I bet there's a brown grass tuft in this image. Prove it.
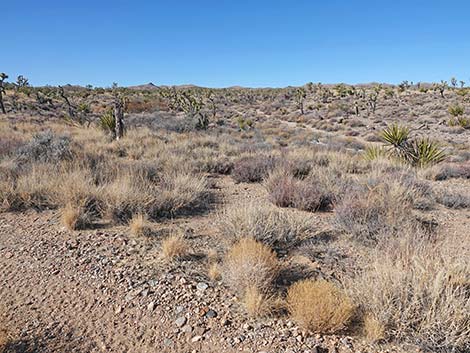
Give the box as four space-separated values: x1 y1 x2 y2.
241 285 278 318
223 238 279 296
287 279 354 334
363 314 386 342
129 213 151 237
161 234 188 261
208 262 222 281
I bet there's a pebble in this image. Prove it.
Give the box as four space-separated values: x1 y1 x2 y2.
147 301 155 312
191 335 203 343
196 282 208 291
163 338 174 347
205 309 217 318
175 316 187 327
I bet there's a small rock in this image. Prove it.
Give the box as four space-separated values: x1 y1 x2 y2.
147 301 156 312
182 325 192 333
205 309 217 318
191 335 203 343
175 316 187 327
163 338 173 347
196 282 208 291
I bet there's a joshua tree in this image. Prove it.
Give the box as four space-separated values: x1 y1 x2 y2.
460 80 465 88
295 88 306 114
16 75 29 90
58 85 76 118
0 73 8 114
434 80 448 98
114 98 124 140
450 77 458 88
367 85 382 114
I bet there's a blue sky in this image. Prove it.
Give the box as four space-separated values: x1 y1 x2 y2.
3 0 470 87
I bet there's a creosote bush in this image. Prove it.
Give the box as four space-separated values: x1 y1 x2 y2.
287 279 354 334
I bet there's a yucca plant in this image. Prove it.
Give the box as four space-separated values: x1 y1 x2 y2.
380 124 410 147
364 145 387 161
411 138 446 168
448 116 470 129
99 108 115 133
448 104 464 117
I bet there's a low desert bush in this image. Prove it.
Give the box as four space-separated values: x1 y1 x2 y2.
218 202 313 249
104 169 207 223
161 234 188 261
348 236 470 352
287 279 354 334
333 181 417 243
61 203 95 231
435 189 470 209
231 155 278 183
242 285 279 318
432 163 470 180
265 171 334 212
16 131 72 164
223 238 279 296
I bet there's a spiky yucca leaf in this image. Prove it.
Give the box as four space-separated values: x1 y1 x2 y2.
364 145 387 161
380 124 410 147
411 138 446 168
99 109 115 132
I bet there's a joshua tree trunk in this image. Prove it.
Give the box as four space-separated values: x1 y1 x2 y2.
0 73 7 114
0 94 5 114
114 98 124 140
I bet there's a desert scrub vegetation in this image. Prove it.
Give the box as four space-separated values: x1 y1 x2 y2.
161 233 189 261
265 170 335 212
223 238 279 298
287 279 354 334
231 154 278 183
379 124 446 167
217 202 313 250
348 234 470 353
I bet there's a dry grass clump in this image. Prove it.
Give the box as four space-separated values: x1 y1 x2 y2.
286 279 354 334
242 285 279 318
208 262 222 281
333 181 419 244
231 155 278 183
104 169 208 223
161 234 189 261
348 236 470 352
265 170 334 212
129 213 152 237
61 203 94 231
363 314 386 342
218 202 313 249
223 238 279 296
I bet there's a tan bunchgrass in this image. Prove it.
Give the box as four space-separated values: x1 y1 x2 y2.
363 314 386 342
208 262 222 281
161 234 188 261
287 279 354 334
223 237 279 296
129 213 151 237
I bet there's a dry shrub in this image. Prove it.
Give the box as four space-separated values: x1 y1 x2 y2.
287 279 354 334
218 202 313 249
61 203 92 231
208 262 221 281
161 234 188 261
231 155 278 183
363 314 386 342
129 213 152 237
223 238 279 296
333 180 420 244
242 285 279 318
348 236 470 352
265 171 334 212
105 169 207 223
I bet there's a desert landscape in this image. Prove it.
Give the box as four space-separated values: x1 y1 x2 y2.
0 77 469 353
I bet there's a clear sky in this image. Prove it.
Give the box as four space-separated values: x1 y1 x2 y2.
3 0 470 87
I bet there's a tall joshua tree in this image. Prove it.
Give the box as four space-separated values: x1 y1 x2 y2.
114 97 125 140
0 73 8 114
